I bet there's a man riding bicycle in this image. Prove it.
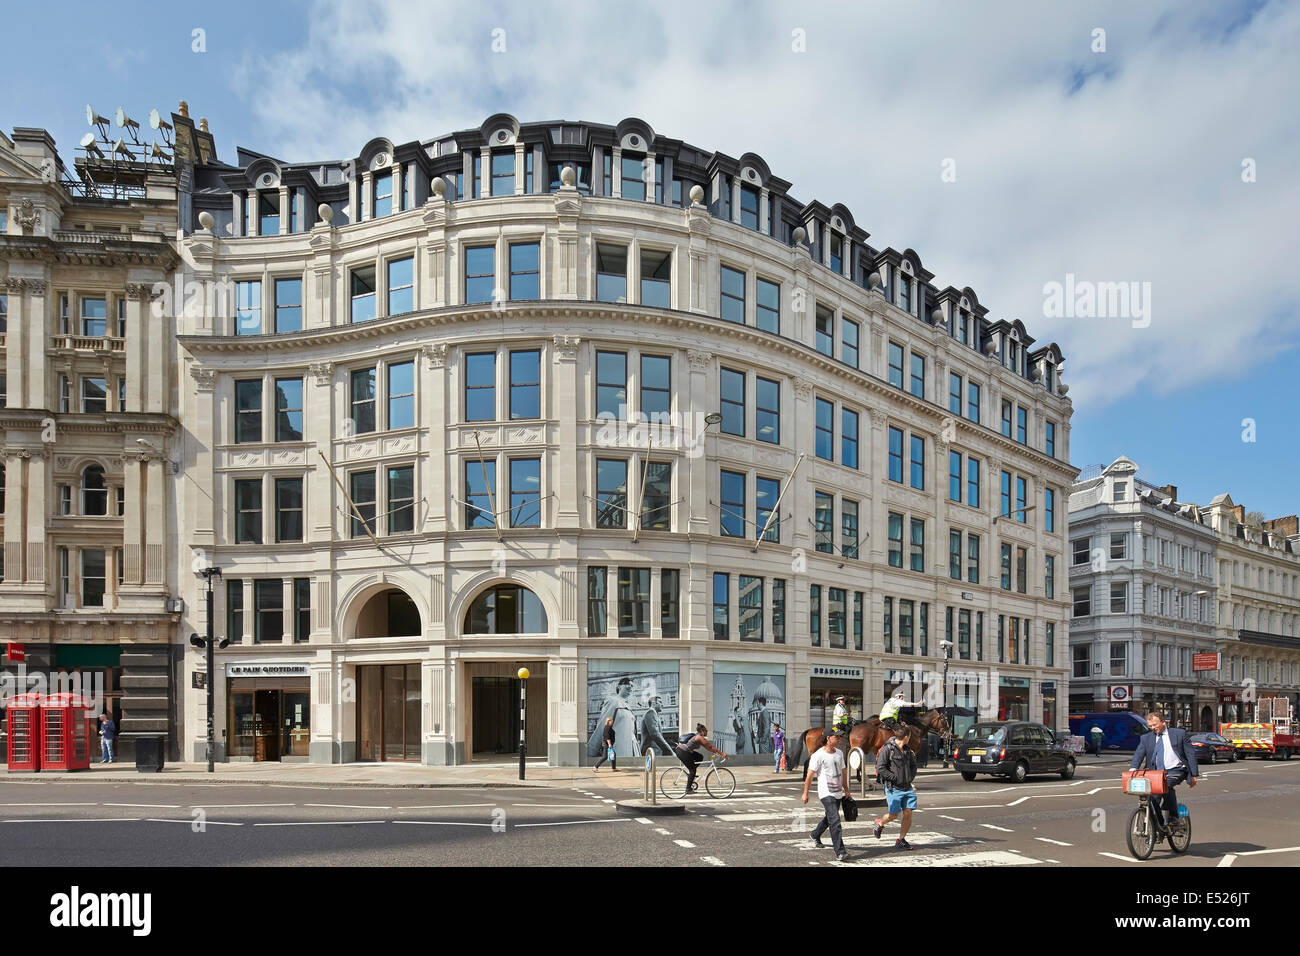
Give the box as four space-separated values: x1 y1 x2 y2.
674 723 726 793
879 692 925 737
1128 710 1198 840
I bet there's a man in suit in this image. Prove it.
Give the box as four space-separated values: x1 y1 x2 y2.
639 696 674 756
1129 710 1198 836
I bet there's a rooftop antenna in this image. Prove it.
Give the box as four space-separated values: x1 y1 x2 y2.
148 108 174 148
86 105 111 139
115 107 142 145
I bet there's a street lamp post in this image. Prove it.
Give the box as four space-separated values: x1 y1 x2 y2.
939 640 953 767
517 667 530 781
190 567 227 773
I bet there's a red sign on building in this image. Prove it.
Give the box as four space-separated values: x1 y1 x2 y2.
5 643 24 662
1193 653 1221 672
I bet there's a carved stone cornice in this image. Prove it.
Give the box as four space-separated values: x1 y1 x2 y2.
308 361 335 385
552 335 581 361
421 344 449 370
686 349 712 370
190 365 217 391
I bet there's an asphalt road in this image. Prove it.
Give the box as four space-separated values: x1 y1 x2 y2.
2 757 1297 867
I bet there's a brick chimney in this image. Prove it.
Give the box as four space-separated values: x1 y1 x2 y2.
1263 516 1300 537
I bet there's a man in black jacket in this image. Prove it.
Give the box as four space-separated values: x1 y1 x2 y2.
872 730 919 850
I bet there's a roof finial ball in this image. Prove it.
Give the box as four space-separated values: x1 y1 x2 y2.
931 308 945 327
317 203 334 225
431 177 447 199
792 225 806 245
689 184 704 206
196 210 214 232
561 165 576 187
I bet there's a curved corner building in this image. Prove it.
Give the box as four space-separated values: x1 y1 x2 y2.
169 114 1077 765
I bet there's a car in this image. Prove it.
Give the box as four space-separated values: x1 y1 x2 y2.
952 721 1076 783
1189 732 1237 764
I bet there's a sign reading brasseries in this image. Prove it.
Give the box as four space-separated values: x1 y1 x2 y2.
810 665 864 680
225 663 311 678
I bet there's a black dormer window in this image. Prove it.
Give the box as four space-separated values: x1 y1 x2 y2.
829 234 842 274
740 184 759 230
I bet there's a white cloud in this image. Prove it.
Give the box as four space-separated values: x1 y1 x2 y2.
232 0 1300 410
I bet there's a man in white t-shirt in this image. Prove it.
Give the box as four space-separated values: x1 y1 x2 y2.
801 728 850 862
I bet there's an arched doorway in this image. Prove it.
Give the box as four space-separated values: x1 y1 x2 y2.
463 584 549 760
352 586 422 762
1201 705 1215 732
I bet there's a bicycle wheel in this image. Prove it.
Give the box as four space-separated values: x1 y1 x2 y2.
660 767 689 800
1126 804 1157 860
1169 815 1192 854
705 765 736 799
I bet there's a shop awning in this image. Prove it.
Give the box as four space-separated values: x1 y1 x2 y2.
54 646 122 668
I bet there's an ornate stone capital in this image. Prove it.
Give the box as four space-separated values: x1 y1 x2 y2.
421 344 449 370
308 361 335 385
793 378 815 401
125 282 163 301
686 349 712 371
552 335 581 361
16 198 40 233
6 277 47 295
190 365 217 391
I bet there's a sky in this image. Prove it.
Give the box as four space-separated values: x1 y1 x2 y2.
4 0 1298 514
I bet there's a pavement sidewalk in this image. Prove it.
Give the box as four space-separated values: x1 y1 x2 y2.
0 752 1133 790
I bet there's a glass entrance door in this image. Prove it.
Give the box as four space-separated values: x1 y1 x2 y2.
283 692 310 757
253 689 281 761
356 664 420 762
472 677 519 755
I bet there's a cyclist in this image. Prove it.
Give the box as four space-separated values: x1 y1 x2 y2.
1128 710 1198 839
674 723 726 793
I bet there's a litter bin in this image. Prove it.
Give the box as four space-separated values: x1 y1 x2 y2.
40 693 94 772
133 735 166 773
5 694 43 772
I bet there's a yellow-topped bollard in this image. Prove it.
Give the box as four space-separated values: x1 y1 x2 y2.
517 667 530 680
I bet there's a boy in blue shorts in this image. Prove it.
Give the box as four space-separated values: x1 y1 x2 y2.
872 729 918 850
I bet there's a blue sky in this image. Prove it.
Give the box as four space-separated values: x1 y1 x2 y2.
4 0 1297 515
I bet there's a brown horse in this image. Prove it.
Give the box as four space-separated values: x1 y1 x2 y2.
788 710 951 780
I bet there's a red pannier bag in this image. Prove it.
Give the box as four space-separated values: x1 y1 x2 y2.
1122 769 1167 795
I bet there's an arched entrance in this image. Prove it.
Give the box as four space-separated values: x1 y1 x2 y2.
1201 705 1215 732
352 586 423 762
462 584 549 760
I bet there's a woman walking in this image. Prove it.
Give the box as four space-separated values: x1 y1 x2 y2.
593 716 619 772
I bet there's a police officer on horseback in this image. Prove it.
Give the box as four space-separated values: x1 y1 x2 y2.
831 696 851 736
879 692 925 736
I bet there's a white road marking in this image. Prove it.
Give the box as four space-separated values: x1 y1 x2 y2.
700 856 726 866
146 818 243 826
980 824 1013 832
1034 837 1073 846
392 821 493 827
674 839 696 848
655 828 673 835
254 821 386 827
635 817 653 824
1045 858 1060 864
715 812 802 823
1007 797 1029 806
511 803 606 809
2 818 142 823
938 815 965 822
1238 846 1300 857
601 799 615 804
188 803 295 809
514 819 633 829
397 804 496 810
0 802 98 807
103 803 182 809
303 803 391 810
1098 852 1136 862
1218 855 1237 867
842 850 1038 867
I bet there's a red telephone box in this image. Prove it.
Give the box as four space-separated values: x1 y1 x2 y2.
5 694 44 772
40 693 94 772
